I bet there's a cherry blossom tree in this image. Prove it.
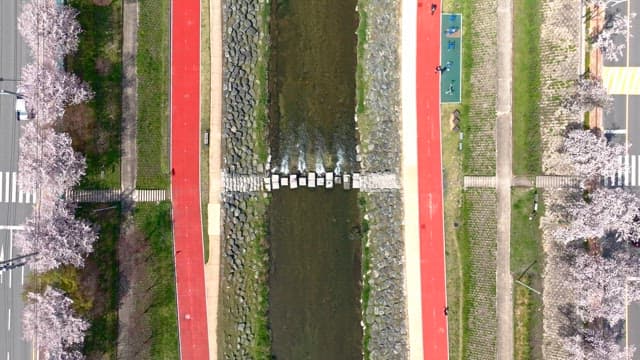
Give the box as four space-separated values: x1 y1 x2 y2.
22 287 89 358
553 188 640 245
560 126 627 184
557 304 631 360
17 0 81 61
561 75 613 113
18 63 93 124
589 10 636 62
560 240 640 323
15 200 97 272
18 122 86 202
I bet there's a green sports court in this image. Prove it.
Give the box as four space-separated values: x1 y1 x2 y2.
440 13 462 103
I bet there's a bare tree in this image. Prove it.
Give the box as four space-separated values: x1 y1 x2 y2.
553 188 640 245
22 287 89 358
589 10 636 62
560 126 627 184
15 200 97 272
18 63 93 124
561 75 613 113
17 0 81 61
18 122 86 202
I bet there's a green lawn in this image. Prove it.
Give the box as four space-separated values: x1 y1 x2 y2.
134 202 179 358
512 0 542 175
511 188 544 360
137 0 171 189
66 0 122 189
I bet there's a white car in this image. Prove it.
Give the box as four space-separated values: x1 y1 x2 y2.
15 97 30 121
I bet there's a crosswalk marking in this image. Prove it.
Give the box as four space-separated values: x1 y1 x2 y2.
0 172 36 204
632 156 637 187
4 172 8 203
11 173 16 203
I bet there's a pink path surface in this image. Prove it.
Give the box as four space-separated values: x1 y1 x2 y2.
416 1 449 358
171 0 210 358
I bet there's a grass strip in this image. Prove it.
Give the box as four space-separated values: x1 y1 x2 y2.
137 0 170 189
512 0 542 175
66 0 122 189
511 189 544 359
358 194 372 359
254 2 271 163
134 202 179 358
201 0 211 262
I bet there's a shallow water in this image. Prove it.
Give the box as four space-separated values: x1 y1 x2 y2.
267 0 362 358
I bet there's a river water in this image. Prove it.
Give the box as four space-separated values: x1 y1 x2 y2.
267 0 362 358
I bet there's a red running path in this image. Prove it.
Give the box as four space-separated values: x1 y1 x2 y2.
171 0 210 358
416 1 449 359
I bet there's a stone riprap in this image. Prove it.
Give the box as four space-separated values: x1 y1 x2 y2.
357 0 401 174
356 0 408 357
222 0 265 175
219 192 269 358
464 0 498 175
220 0 271 357
361 190 408 359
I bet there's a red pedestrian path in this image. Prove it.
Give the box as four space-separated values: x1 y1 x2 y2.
171 0 210 358
416 1 449 359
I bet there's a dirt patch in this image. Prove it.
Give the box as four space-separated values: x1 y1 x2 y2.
117 221 153 359
95 57 112 76
93 0 113 6
60 103 97 153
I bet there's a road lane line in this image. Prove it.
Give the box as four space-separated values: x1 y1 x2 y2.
7 309 10 331
0 172 3 202
21 267 24 286
11 173 16 203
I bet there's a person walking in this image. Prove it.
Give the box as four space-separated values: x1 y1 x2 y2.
431 3 437 15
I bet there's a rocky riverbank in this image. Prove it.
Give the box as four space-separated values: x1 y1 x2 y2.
222 0 267 175
356 0 408 358
219 0 271 358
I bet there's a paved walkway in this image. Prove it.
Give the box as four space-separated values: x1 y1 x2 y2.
463 175 582 189
117 1 141 357
171 0 210 357
204 0 223 356
401 0 423 357
495 0 514 357
65 189 168 203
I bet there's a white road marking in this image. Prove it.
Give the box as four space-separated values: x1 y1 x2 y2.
625 155 630 187
632 155 637 187
21 267 24 286
0 172 3 202
10 173 16 203
4 172 8 203
7 308 10 331
0 226 24 231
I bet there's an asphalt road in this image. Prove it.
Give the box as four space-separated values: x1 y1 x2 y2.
0 0 34 358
